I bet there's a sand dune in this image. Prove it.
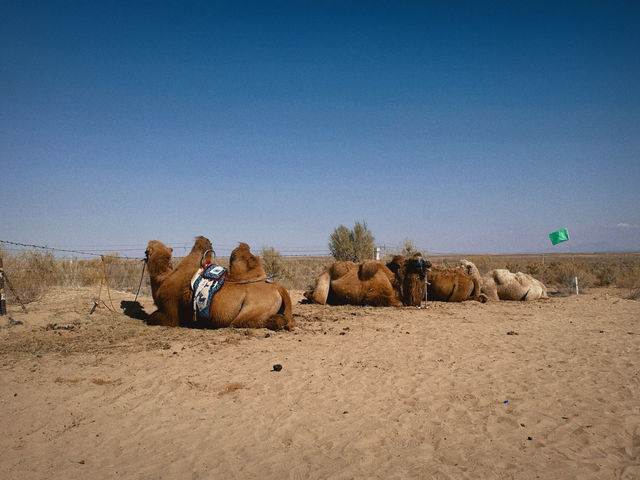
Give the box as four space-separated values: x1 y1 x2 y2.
1 287 639 479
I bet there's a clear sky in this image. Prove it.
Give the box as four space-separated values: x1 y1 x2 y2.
2 1 639 257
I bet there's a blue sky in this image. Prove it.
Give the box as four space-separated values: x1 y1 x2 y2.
1 1 639 257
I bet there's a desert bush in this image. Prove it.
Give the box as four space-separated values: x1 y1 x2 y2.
0 249 151 304
1 250 63 303
260 247 332 290
525 262 546 278
505 262 523 273
595 264 617 286
381 238 422 264
616 265 640 291
542 262 596 292
328 221 375 262
261 247 286 278
397 238 419 256
282 257 332 291
465 254 494 274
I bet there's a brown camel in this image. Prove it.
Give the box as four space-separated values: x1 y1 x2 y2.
145 237 294 330
386 253 432 306
304 253 431 307
144 240 173 305
426 265 487 302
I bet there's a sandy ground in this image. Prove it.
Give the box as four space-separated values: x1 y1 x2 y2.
1 286 639 480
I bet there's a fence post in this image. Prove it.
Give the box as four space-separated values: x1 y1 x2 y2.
0 257 6 315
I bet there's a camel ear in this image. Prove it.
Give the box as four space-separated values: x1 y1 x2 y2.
170 248 173 253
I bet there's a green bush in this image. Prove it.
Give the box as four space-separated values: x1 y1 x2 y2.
328 221 375 262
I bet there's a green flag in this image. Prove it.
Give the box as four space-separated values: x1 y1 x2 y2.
549 228 569 245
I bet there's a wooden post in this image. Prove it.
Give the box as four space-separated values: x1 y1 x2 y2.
424 278 428 305
0 257 6 315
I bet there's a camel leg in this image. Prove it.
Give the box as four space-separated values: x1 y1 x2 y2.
147 310 170 326
228 304 287 330
305 271 330 304
147 304 180 327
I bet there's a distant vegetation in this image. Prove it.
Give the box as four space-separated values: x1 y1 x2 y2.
328 221 375 262
1 246 638 304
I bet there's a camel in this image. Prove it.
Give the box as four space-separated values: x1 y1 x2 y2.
459 259 548 301
144 240 174 305
458 259 499 301
145 237 294 330
426 265 488 302
304 253 432 307
386 253 432 306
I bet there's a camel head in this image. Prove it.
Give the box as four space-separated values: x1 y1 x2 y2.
145 240 174 289
403 253 432 280
387 253 431 280
459 259 480 279
145 240 173 263
386 252 432 306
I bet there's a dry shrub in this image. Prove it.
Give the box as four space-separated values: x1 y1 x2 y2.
505 262 523 273
397 238 419 256
261 247 286 278
595 264 618 286
284 257 332 290
259 247 332 290
525 262 545 277
616 265 640 296
539 262 595 292
0 248 151 304
465 254 494 274
380 239 422 264
1 250 63 303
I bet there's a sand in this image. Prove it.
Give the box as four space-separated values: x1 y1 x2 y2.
1 286 639 479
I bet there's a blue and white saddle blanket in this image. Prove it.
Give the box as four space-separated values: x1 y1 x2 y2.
190 264 228 320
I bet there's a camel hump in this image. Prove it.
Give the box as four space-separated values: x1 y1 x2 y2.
329 261 356 279
228 242 266 281
192 236 213 253
492 269 512 285
358 260 380 281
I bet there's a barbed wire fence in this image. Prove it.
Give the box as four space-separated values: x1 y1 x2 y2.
0 238 471 315
0 239 339 314
0 240 155 314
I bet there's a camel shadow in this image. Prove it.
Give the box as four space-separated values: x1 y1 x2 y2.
120 300 149 321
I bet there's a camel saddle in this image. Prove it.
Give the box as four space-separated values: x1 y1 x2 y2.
190 264 227 321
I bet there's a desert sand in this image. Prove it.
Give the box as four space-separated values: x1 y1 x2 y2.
1 286 639 479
